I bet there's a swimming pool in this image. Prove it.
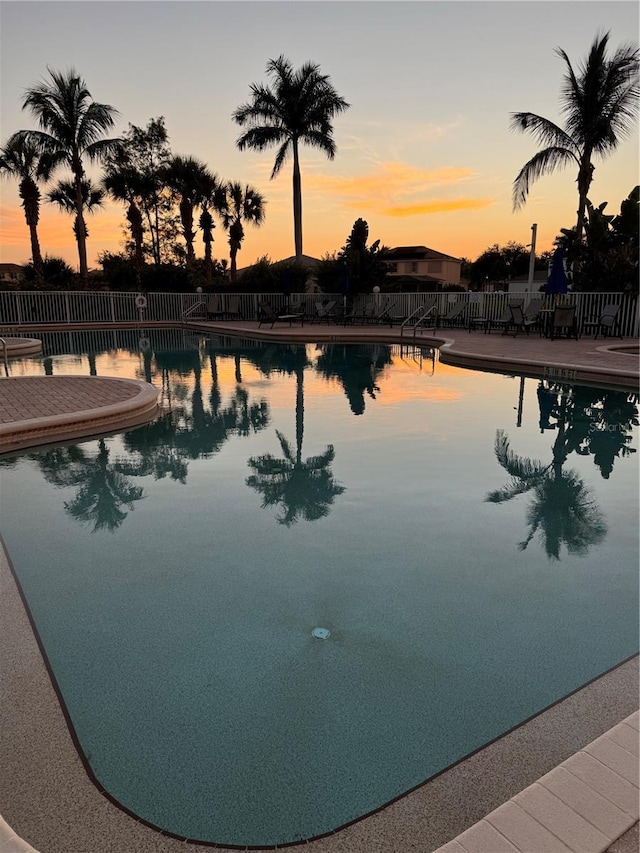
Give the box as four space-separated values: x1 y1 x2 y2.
1 329 638 846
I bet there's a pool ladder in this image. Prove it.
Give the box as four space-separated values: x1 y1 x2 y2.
400 305 438 340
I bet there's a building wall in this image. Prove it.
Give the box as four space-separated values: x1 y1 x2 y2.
385 258 461 285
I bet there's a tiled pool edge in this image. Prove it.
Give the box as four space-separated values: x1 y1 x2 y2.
434 712 639 853
0 527 637 853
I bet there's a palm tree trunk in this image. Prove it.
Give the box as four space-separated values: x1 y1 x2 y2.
575 155 594 240
180 198 196 265
229 245 238 281
20 178 44 284
292 140 303 260
73 168 89 282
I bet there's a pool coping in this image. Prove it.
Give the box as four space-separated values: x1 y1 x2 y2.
0 323 638 851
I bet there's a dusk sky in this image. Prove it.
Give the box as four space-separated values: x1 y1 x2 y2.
1 1 638 272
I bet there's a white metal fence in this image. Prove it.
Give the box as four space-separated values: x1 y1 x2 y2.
0 290 637 337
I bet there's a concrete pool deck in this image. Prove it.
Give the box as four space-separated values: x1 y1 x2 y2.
0 323 638 852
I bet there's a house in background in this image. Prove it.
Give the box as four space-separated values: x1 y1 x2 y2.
0 263 24 286
380 246 463 290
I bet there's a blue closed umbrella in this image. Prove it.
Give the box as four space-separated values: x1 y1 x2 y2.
545 247 569 295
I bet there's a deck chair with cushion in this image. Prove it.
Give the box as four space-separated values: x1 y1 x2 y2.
581 304 622 339
549 304 578 340
503 303 539 337
258 301 304 328
206 294 225 319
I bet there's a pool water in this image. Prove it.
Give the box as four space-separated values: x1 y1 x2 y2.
1 329 638 846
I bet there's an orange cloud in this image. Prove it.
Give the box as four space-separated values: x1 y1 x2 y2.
382 197 494 217
306 162 475 198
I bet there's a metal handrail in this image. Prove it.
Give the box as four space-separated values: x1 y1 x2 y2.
400 306 424 338
181 300 206 324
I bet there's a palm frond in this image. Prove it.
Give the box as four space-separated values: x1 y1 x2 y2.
512 146 578 211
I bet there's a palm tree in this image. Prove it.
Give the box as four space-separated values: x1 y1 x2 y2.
48 178 104 254
162 155 214 264
219 181 265 281
197 173 226 282
16 68 121 282
0 133 54 283
233 55 349 260
511 32 639 246
102 161 146 273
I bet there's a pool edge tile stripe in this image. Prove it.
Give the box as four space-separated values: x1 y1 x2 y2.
0 815 40 853
432 717 640 853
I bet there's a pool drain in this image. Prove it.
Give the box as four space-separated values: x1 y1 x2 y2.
312 627 330 640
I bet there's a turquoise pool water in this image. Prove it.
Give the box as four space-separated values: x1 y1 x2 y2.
1 329 638 846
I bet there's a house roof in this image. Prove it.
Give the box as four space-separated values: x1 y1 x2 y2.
237 254 320 275
381 246 461 263
0 263 24 273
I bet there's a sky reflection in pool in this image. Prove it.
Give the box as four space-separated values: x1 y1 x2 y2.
1 329 638 845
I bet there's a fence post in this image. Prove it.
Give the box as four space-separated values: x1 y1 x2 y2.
110 293 116 324
64 292 71 324
15 291 23 327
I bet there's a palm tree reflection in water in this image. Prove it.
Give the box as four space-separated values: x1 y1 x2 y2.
488 383 638 559
31 439 144 532
246 345 345 526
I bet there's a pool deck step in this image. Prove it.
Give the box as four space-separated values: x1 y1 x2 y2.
435 711 639 853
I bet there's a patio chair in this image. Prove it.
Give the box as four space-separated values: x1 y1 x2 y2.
503 303 539 337
258 301 304 328
437 300 467 328
549 304 579 340
524 297 545 320
206 294 225 319
487 301 523 334
581 304 623 339
312 300 338 323
224 295 242 320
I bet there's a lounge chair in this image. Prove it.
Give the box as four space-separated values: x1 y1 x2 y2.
549 304 578 340
206 294 224 320
258 301 304 328
224 295 242 320
343 298 376 325
581 304 622 339
437 300 467 328
312 300 338 323
503 303 539 337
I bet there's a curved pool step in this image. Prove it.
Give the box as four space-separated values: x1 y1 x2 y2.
0 375 160 454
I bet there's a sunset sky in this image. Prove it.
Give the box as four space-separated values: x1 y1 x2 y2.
1 1 638 272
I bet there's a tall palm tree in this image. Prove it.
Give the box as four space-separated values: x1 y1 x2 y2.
16 68 121 282
0 133 54 283
219 181 265 281
48 178 104 255
511 33 639 245
197 173 226 282
102 161 146 273
233 55 349 260
162 155 214 264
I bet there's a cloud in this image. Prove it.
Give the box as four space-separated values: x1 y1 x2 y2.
301 160 492 217
382 197 494 217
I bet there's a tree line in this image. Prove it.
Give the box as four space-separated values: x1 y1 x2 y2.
1 33 637 293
